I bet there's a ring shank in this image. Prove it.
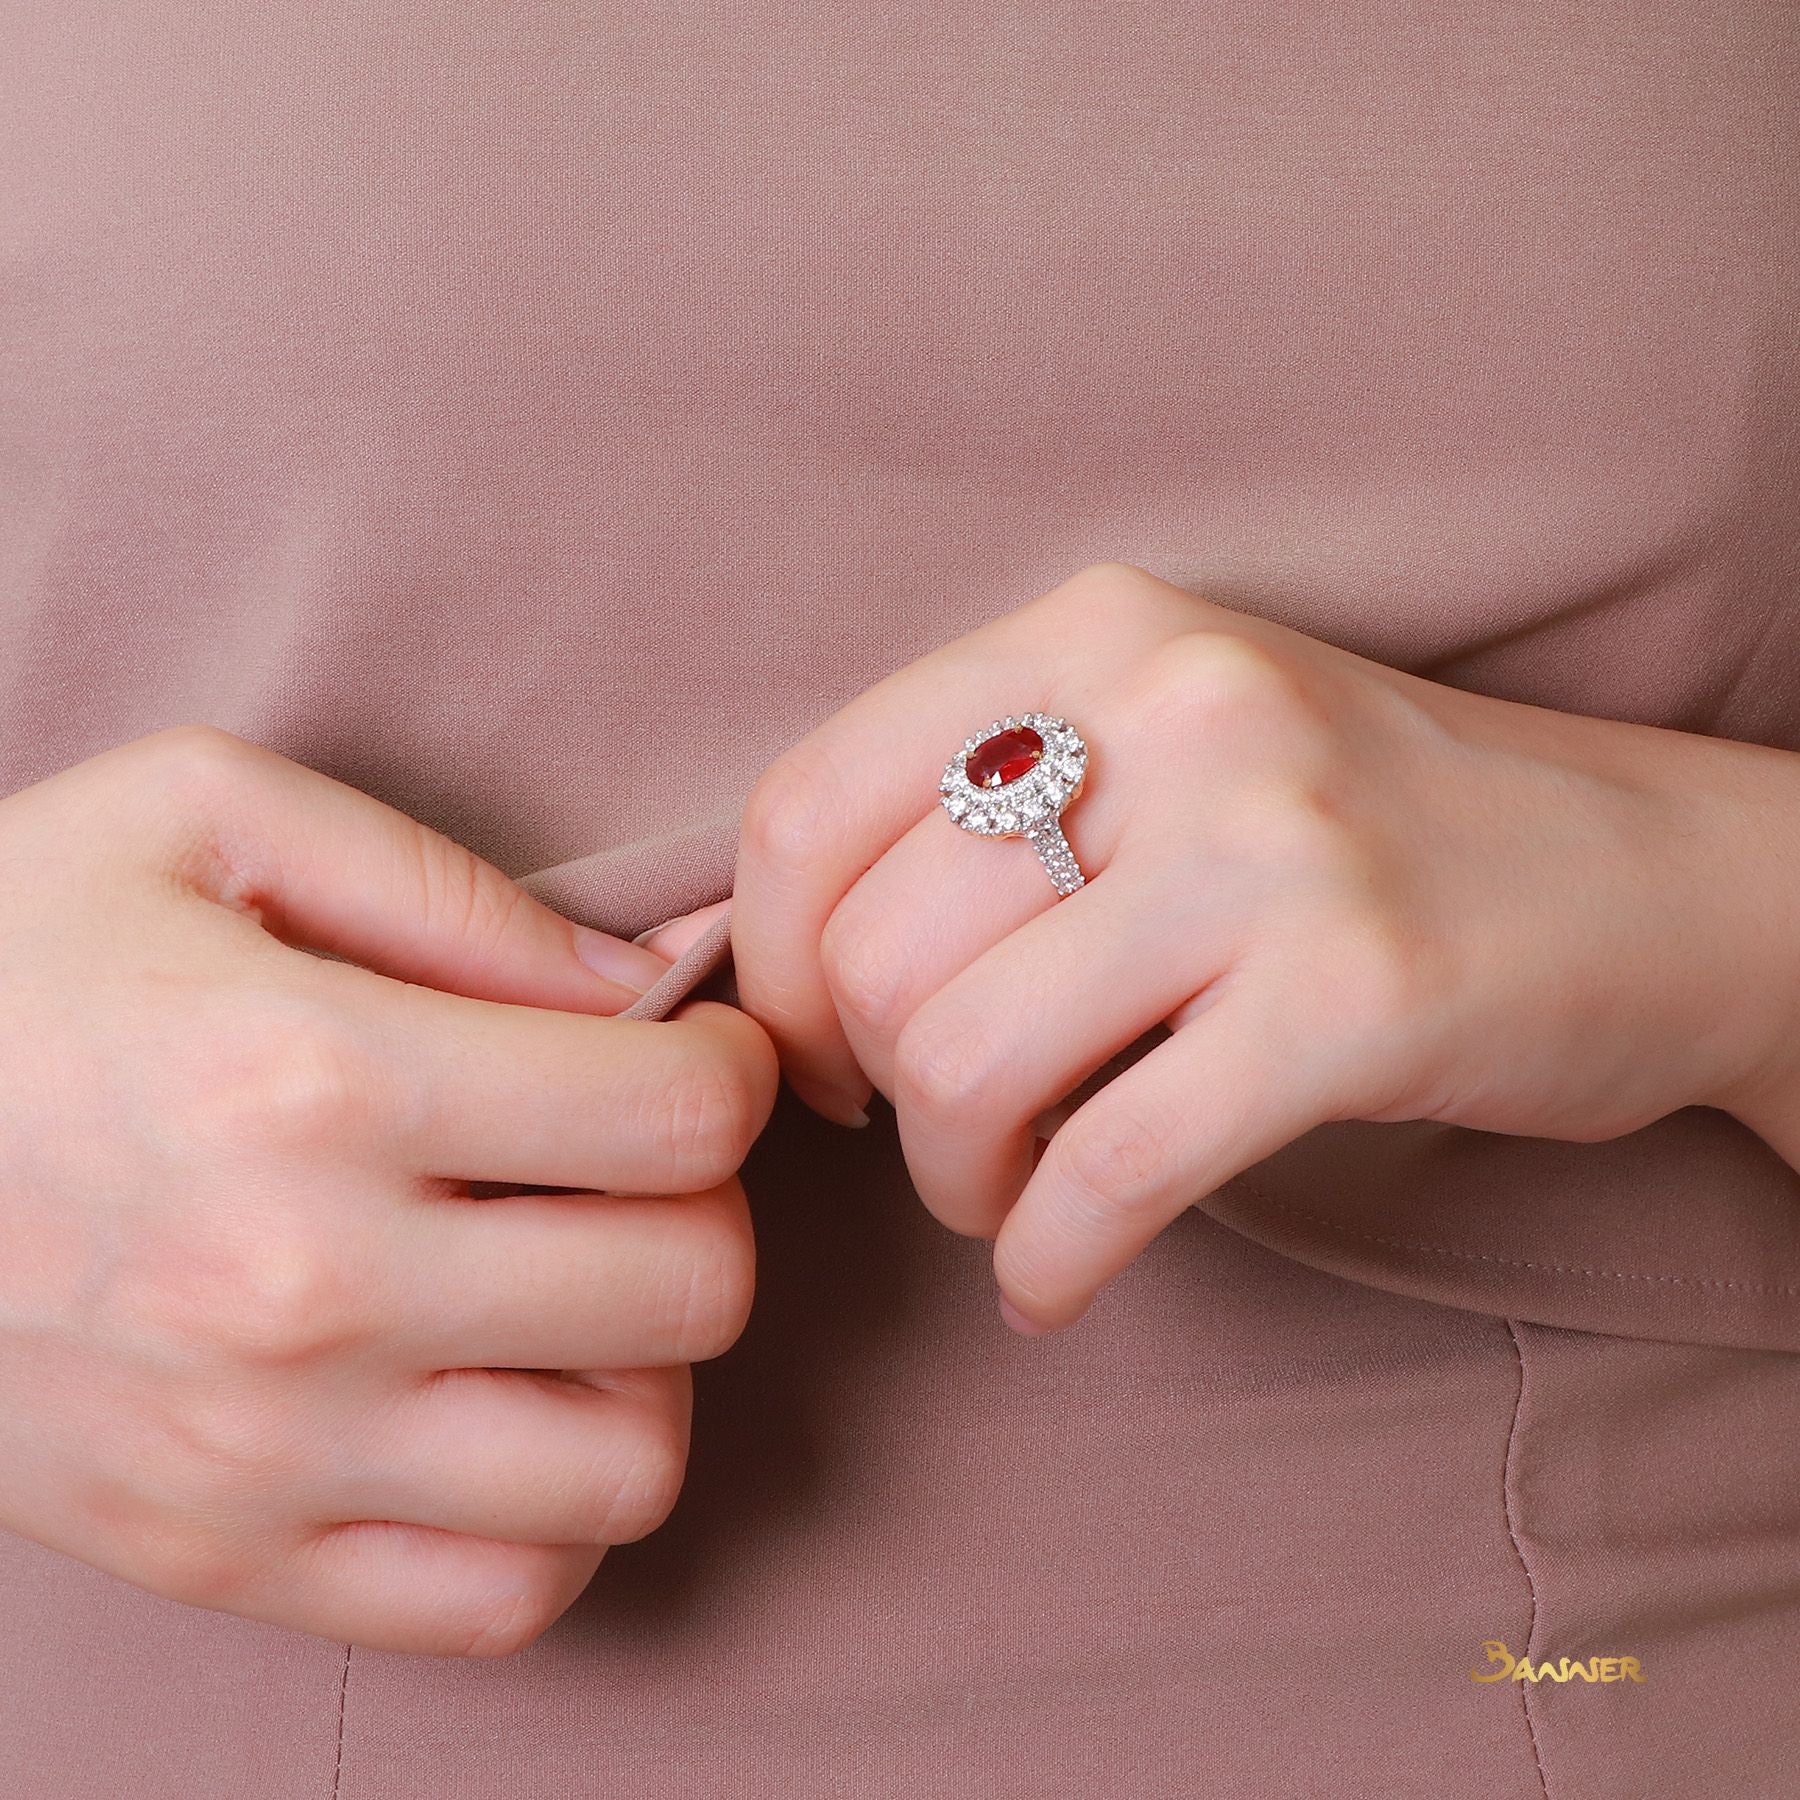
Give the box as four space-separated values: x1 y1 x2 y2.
1026 816 1086 896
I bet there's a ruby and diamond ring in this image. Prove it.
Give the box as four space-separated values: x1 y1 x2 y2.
938 712 1089 897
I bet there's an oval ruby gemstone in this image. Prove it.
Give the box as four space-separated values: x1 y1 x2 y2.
966 726 1044 788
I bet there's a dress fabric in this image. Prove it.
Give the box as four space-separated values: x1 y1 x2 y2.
3 4 1799 1795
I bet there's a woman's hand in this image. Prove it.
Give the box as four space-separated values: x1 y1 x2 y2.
732 562 1800 1333
0 726 777 1656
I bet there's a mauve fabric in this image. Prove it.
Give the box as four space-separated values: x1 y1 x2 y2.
3 2 1799 1795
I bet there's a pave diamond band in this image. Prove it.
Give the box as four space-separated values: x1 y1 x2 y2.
939 711 1091 898
1026 815 1086 896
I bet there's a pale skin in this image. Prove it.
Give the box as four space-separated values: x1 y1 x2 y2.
6 562 1800 1658
0 724 774 1659
730 561 1800 1331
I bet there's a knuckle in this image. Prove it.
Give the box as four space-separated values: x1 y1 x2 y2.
893 1008 1002 1124
123 1213 364 1372
600 1407 689 1545
114 726 268 862
174 989 384 1159
202 1232 361 1367
1134 632 1316 739
456 1579 566 1660
741 750 841 872
650 1058 760 1191
1052 1104 1170 1226
819 903 906 1035
1030 559 1164 626
1073 558 1160 593
1065 559 1160 604
666 1198 756 1362
133 723 261 789
133 1517 258 1612
1323 901 1438 1039
1030 560 1218 644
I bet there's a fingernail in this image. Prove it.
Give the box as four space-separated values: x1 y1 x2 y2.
820 1086 872 1129
998 1294 1057 1337
573 925 666 996
633 898 731 953
794 1072 873 1129
831 1076 875 1129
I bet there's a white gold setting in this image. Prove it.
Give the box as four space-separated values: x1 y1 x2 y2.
938 711 1090 896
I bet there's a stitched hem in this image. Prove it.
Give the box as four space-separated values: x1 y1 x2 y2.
1225 1178 1799 1299
1502 1319 1552 1800
330 1643 352 1800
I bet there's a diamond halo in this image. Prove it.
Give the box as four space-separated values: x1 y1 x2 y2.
938 712 1089 839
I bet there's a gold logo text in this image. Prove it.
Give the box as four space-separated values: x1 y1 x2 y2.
1470 1640 1645 1685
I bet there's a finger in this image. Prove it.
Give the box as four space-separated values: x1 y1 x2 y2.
731 565 1190 1125
385 1180 754 1371
992 974 1344 1333
268 1520 605 1658
330 962 778 1192
333 1364 693 1549
886 872 1221 1239
142 725 672 1011
817 719 1145 1103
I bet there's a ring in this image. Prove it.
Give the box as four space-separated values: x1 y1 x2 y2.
938 712 1090 897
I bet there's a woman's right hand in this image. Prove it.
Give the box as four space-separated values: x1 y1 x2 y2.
0 726 777 1658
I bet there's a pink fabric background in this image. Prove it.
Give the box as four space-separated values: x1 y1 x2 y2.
3 2 1799 1793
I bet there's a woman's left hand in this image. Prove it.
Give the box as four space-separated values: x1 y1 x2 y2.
731 562 1800 1333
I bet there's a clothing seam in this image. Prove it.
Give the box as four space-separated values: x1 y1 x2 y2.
1227 1180 1800 1299
1502 1318 1552 1800
329 1642 351 1800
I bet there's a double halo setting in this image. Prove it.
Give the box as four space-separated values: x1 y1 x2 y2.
938 711 1090 896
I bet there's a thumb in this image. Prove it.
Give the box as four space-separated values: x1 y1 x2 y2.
145 727 672 1014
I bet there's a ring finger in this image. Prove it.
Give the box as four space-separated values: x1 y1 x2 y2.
377 1179 755 1374
820 695 1148 1100
731 564 1198 1117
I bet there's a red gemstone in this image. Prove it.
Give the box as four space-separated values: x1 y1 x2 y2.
966 726 1044 788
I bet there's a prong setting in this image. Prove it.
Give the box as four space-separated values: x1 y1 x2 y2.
939 711 1088 839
